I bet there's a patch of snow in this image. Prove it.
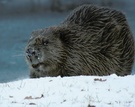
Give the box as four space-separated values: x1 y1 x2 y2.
0 74 135 107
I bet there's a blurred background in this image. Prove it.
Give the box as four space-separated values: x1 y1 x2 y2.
0 0 135 83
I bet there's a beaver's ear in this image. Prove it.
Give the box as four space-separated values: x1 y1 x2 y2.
55 27 71 42
31 29 44 38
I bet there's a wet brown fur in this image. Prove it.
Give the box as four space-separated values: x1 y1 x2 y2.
25 5 134 78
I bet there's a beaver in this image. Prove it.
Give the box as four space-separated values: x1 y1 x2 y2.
25 5 134 78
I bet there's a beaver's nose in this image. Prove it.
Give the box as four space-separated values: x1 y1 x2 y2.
26 48 37 57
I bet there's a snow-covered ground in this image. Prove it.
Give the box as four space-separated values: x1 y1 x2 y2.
0 74 135 107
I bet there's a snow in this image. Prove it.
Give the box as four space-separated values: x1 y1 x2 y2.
0 74 135 107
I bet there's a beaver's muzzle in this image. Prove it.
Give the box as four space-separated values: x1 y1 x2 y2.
26 48 40 65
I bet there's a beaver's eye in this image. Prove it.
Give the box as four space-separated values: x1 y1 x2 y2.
43 40 49 46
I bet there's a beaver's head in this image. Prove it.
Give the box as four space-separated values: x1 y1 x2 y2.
25 27 69 77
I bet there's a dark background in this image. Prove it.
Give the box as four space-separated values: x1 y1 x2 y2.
0 0 135 83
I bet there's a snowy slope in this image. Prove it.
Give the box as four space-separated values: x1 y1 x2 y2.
0 74 135 107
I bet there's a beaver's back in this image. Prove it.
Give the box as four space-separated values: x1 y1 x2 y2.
61 5 134 76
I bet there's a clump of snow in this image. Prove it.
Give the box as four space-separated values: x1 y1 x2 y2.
0 74 135 107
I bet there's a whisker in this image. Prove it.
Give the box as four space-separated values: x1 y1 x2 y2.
15 50 25 53
12 54 25 57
